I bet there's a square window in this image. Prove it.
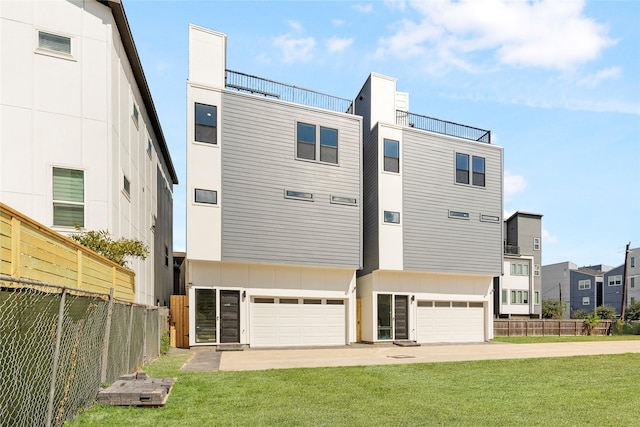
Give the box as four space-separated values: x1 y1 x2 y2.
455 153 469 184
383 139 399 173
297 122 316 160
195 103 217 144
38 31 71 54
320 127 338 164
194 188 217 205
383 211 400 224
582 296 590 306
472 156 485 187
52 167 84 227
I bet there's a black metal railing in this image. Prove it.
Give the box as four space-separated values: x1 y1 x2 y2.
396 110 491 143
504 244 520 255
225 70 353 114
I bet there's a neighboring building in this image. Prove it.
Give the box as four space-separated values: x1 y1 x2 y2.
495 212 543 318
185 26 503 347
628 247 640 307
542 262 612 317
0 0 178 305
186 26 362 347
354 73 503 344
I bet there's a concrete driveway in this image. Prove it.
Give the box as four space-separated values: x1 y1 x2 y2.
178 340 640 372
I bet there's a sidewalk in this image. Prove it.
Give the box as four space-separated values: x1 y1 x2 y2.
176 340 640 372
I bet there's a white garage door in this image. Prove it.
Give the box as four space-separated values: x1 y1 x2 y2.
416 301 485 343
250 297 346 347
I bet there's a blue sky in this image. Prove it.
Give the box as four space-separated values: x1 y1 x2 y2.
124 0 639 268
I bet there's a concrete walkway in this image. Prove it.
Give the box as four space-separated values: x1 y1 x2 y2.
175 340 640 372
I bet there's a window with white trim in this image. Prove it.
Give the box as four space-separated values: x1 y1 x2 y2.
533 237 541 250
296 122 338 164
38 31 71 55
534 264 541 276
383 211 400 224
455 153 469 184
147 139 153 159
631 277 635 289
449 210 469 219
582 296 590 305
511 290 529 304
578 279 591 290
285 190 313 201
631 256 635 268
123 175 131 199
472 156 485 187
534 291 540 305
510 262 529 276
52 167 84 227
608 275 622 286
330 195 357 206
132 102 139 127
456 153 485 187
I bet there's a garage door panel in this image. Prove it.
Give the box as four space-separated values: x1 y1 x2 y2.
417 302 484 343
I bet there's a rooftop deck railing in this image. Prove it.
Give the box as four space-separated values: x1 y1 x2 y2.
504 244 520 255
396 110 491 143
225 70 354 114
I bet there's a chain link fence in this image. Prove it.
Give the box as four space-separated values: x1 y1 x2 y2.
0 277 168 427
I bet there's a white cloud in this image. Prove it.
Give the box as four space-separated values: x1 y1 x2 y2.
332 19 346 27
578 66 622 88
542 227 559 244
354 3 374 14
327 37 354 53
288 20 304 32
377 0 615 72
504 170 527 201
274 34 315 63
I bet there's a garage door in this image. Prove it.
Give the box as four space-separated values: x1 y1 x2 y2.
416 301 485 343
250 297 346 347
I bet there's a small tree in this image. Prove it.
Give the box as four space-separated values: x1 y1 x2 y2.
626 301 640 321
571 309 589 319
71 228 149 267
542 299 565 319
595 305 616 320
583 312 601 336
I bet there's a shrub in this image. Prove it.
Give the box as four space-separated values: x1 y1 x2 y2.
583 313 601 336
542 299 565 319
626 301 640 320
595 305 616 320
71 228 149 267
160 329 171 355
571 309 589 319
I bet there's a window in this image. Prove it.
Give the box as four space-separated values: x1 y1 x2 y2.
254 298 274 304
384 139 399 173
195 103 217 144
320 127 338 164
533 237 541 250
304 299 322 305
582 296 590 306
52 168 84 227
455 153 469 184
330 195 357 206
449 210 470 219
578 279 591 290
631 257 635 268
523 291 529 304
280 298 298 304
534 265 541 276
608 275 622 286
326 300 344 305
285 190 313 201
480 214 500 222
296 122 316 160
631 277 635 289
147 140 153 159
472 156 485 187
151 214 156 233
38 31 71 55
510 262 530 276
535 291 540 305
132 102 139 127
383 211 400 224
511 290 516 304
502 289 507 304
123 175 131 199
194 188 217 205
164 245 169 267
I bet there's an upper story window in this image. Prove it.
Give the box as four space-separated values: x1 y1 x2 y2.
578 279 591 290
456 153 485 187
383 139 399 173
285 189 314 201
631 256 635 268
194 188 217 205
38 31 71 55
52 167 84 228
510 262 529 276
123 175 131 199
533 237 541 250
608 275 622 286
296 122 338 164
383 211 400 224
132 102 139 127
534 264 540 276
147 139 153 159
195 103 217 144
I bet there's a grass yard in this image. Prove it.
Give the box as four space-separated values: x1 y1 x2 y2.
70 351 640 427
493 335 640 344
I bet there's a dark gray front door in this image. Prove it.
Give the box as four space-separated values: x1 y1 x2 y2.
220 290 240 343
394 295 409 340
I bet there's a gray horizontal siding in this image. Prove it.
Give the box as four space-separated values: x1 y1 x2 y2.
221 91 362 268
360 125 379 276
402 129 503 275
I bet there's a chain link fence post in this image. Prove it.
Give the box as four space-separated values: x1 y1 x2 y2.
125 303 134 373
100 288 115 384
142 307 148 365
45 288 67 427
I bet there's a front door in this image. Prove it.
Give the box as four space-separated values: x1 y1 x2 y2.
394 295 409 340
220 290 240 343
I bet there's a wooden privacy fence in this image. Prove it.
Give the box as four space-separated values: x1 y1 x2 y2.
0 203 135 302
494 319 613 337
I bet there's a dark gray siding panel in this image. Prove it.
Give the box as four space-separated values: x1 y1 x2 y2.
221 92 362 268
155 167 173 306
360 125 379 276
402 129 503 275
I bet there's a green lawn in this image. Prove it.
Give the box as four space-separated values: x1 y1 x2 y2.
70 351 640 427
493 335 640 344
